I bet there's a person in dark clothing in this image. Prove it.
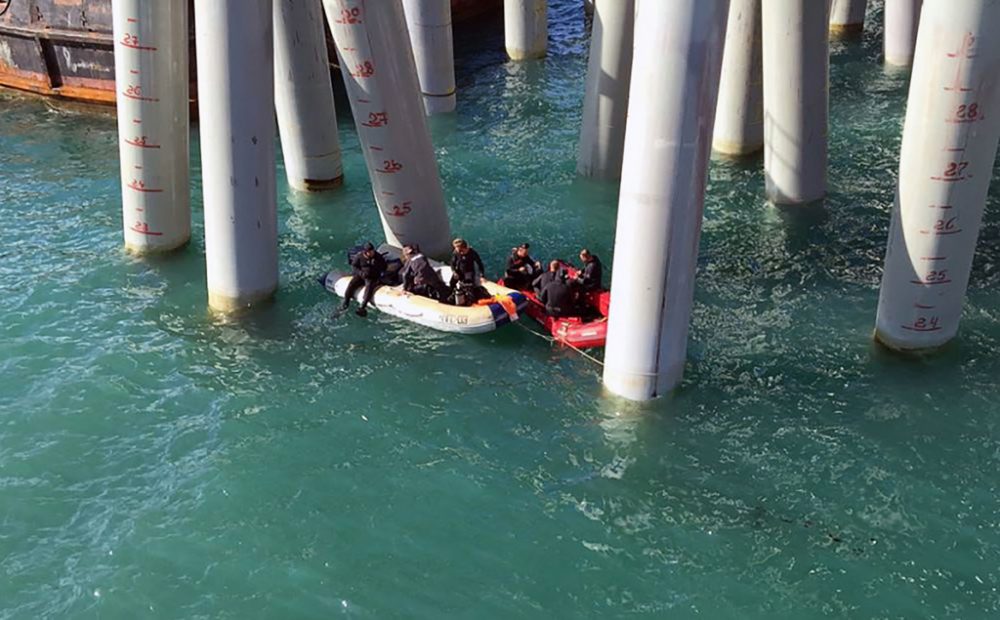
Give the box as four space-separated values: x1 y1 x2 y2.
575 249 603 291
341 242 387 317
538 274 576 318
450 238 486 287
532 260 564 295
503 243 542 290
400 244 449 301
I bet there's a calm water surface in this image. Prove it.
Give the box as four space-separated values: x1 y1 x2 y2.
2 2 1000 618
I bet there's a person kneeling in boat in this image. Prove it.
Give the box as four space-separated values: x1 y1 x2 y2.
538 265 576 318
401 244 449 302
450 238 489 306
503 243 542 290
532 260 565 295
574 249 603 292
341 242 387 318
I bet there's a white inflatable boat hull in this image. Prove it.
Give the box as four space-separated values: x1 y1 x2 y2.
321 265 529 335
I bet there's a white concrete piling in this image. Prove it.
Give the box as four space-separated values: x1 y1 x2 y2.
829 0 866 37
713 0 763 156
402 0 457 114
323 0 452 257
274 0 343 191
504 0 547 60
195 0 279 312
762 0 832 204
875 0 1000 351
884 0 922 67
112 0 190 254
576 0 634 179
602 0 730 402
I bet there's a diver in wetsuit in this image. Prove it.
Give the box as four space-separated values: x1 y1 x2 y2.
450 238 485 286
401 244 449 301
574 248 603 292
503 243 542 290
532 260 564 295
538 272 576 318
341 242 387 317
450 238 488 305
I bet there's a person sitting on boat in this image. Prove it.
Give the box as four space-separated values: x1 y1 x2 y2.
401 244 449 301
574 249 603 292
503 243 542 291
341 242 387 318
532 260 565 295
538 268 576 318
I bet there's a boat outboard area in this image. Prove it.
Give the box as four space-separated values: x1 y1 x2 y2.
320 245 529 334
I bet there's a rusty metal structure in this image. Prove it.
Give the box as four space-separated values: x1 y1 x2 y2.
0 0 497 106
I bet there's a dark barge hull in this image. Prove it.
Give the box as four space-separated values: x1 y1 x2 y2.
0 0 499 107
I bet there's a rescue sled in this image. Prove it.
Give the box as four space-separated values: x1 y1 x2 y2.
501 262 610 349
320 246 528 335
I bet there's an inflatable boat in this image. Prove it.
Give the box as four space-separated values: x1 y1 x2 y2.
501 262 611 349
320 247 529 335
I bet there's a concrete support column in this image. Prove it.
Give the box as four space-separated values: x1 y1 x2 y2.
323 0 452 257
402 0 457 115
195 0 279 312
762 0 831 205
112 0 190 254
504 0 547 60
602 0 730 402
884 0 922 66
875 0 1000 351
274 0 343 191
829 0 866 37
576 0 634 179
713 0 763 156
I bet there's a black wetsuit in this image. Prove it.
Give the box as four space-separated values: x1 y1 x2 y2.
504 251 540 290
539 278 575 318
401 253 449 301
532 269 563 295
577 256 603 291
451 248 485 286
343 251 387 309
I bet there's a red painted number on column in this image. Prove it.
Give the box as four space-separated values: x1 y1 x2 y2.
379 160 403 174
388 202 412 217
336 7 362 24
362 112 388 127
350 61 375 78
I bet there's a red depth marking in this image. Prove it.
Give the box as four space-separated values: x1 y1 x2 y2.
901 325 943 332
125 137 160 149
128 180 163 193
130 222 162 236
122 92 159 103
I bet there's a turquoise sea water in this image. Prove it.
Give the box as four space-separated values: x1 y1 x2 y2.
3 2 1000 617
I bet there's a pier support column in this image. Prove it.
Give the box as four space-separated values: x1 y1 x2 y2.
504 0 547 60
713 0 763 156
884 0 922 67
274 0 343 191
402 0 457 115
602 0 730 402
112 0 190 254
323 0 452 257
576 0 634 179
875 1 1000 351
762 0 832 205
195 0 279 312
829 0 866 37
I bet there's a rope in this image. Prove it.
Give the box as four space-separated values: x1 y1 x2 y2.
514 321 605 368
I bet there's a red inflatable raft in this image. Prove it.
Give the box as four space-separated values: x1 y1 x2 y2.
502 263 610 349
